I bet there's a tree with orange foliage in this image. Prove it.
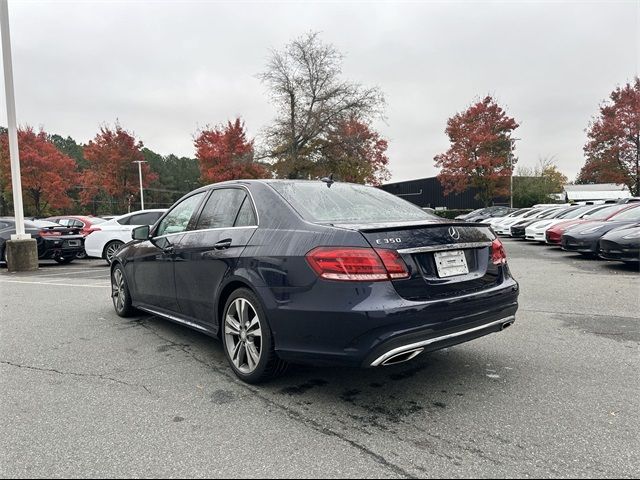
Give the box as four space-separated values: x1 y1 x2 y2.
434 96 519 206
577 78 640 195
194 119 269 184
320 118 390 185
80 124 157 210
0 127 78 216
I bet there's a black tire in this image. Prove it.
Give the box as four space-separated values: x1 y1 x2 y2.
111 263 135 317
54 256 75 264
222 288 287 384
75 250 87 260
103 240 124 265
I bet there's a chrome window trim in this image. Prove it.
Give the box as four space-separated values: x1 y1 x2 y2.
398 241 492 255
371 315 515 367
152 185 260 241
154 225 259 240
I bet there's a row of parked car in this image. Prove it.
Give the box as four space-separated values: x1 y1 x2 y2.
456 201 640 265
0 209 166 266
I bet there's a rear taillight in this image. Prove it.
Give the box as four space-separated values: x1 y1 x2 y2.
491 239 507 265
39 230 62 237
306 247 409 282
87 227 101 234
375 249 410 279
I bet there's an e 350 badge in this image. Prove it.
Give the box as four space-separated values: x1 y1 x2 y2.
375 238 402 245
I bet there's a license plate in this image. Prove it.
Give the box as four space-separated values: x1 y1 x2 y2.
67 240 81 247
434 250 469 278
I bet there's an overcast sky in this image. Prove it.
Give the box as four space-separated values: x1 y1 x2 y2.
1 0 638 183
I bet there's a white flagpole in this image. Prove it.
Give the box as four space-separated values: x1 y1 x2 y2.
0 0 28 240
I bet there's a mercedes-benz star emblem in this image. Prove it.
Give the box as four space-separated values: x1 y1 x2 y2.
448 226 460 240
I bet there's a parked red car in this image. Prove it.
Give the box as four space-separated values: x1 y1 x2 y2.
45 216 107 258
545 204 636 245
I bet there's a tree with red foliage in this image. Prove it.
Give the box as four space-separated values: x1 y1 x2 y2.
434 96 519 206
80 124 157 210
577 78 640 195
319 118 390 185
194 119 269 184
0 127 78 216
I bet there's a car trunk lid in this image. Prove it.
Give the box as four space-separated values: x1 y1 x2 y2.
333 220 502 301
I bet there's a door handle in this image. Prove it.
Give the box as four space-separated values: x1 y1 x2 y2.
213 239 232 250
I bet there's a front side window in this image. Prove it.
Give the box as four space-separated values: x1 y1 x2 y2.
196 189 256 230
129 212 164 226
156 194 206 236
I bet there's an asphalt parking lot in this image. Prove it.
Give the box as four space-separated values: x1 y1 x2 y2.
1 240 638 478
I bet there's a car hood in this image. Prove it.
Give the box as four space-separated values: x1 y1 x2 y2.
600 225 640 243
564 220 638 238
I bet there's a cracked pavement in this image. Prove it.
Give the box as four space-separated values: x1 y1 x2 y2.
1 240 639 478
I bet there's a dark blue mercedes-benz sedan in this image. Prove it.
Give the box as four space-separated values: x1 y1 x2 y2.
110 179 519 383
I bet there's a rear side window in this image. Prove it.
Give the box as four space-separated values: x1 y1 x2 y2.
129 212 164 226
196 189 256 230
268 181 436 224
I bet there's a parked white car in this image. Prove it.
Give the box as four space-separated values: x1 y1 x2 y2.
493 208 543 235
524 205 602 242
483 208 531 228
84 209 166 264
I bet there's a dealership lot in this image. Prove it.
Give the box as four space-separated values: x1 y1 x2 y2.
1 240 638 478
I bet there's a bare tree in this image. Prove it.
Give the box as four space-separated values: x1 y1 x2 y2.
258 32 385 179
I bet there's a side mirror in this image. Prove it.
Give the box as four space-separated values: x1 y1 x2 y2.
132 225 150 241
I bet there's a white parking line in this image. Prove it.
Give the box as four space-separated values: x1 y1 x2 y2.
29 269 104 278
0 280 110 288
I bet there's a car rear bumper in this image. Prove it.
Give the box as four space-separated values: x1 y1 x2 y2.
39 239 84 259
262 277 519 368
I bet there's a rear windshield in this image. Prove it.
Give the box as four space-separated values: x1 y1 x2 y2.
268 181 437 224
31 220 60 228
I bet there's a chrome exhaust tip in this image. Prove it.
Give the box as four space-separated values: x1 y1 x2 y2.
501 320 515 331
380 348 424 366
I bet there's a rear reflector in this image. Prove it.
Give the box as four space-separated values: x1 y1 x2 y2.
39 230 62 237
306 247 409 282
491 239 507 265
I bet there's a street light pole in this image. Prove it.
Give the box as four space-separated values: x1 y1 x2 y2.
133 160 147 210
509 138 521 209
0 0 27 240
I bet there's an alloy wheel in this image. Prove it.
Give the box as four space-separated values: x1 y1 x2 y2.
112 268 126 313
105 242 123 264
225 298 263 374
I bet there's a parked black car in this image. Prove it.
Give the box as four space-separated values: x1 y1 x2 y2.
561 205 640 256
598 226 640 264
455 206 512 221
110 180 519 384
0 218 84 264
465 206 515 223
